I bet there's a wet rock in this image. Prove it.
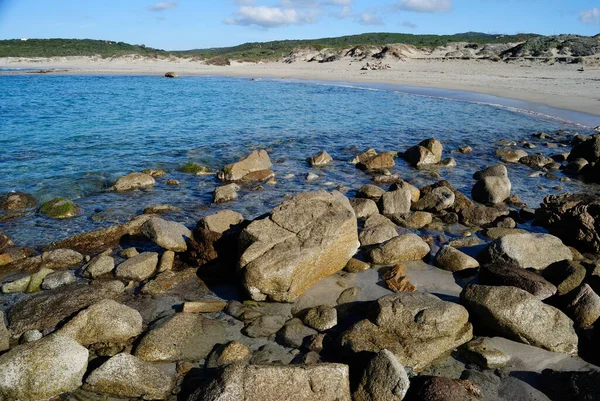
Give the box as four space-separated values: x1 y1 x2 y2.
479 263 557 299
457 146 473 154
214 183 240 203
25 268 54 293
188 363 351 401
340 292 472 370
420 181 473 213
0 231 13 253
415 377 483 401
310 150 334 167
112 172 156 191
0 334 88 401
115 252 158 281
565 284 600 328
360 223 399 247
39 198 78 219
472 176 511 205
141 217 191 252
412 187 455 212
243 314 286 338
199 210 244 234
433 246 479 272
84 353 175 400
473 164 507 180
344 258 370 273
0 191 36 211
350 198 379 219
142 204 181 214
205 341 252 368
439 157 456 168
460 284 578 354
8 281 124 335
566 158 588 173
165 71 178 78
58 299 143 346
365 234 430 265
357 184 386 201
306 172 319 181
82 254 115 278
240 169 275 183
141 168 167 177
157 250 174 272
520 155 554 169
302 305 337 332
358 153 396 171
352 148 378 165
337 286 361 304
0 311 9 352
405 138 443 167
495 148 527 163
539 369 600 401
238 191 359 302
479 233 572 270
568 134 600 163
277 318 318 348
41 270 75 290
542 260 586 296
135 313 225 362
354 349 410 401
218 150 272 181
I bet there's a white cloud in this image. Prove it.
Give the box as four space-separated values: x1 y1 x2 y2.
355 12 383 25
225 6 318 27
148 1 178 12
396 0 451 13
579 8 600 26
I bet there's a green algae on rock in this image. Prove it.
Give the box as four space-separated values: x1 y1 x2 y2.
39 198 78 219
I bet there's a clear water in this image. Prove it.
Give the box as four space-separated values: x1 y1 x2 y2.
0 75 596 247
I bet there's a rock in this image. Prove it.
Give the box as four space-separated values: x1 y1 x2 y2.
142 217 191 252
83 254 115 278
460 285 578 354
177 162 210 174
306 172 319 181
310 150 334 166
120 248 138 258
243 315 286 338
39 248 84 269
199 210 244 234
142 204 181 214
8 281 124 335
473 164 508 180
461 338 511 369
0 334 88 401
277 318 318 348
412 187 455 212
58 300 143 346
536 193 600 253
568 134 600 162
218 150 272 181
39 198 78 219
337 287 361 304
340 293 472 370
165 71 178 78
565 284 600 328
189 363 351 401
140 268 208 298
405 138 443 167
345 258 370 273
21 330 42 343
166 179 179 185
354 349 410 401
182 300 227 313
214 183 240 203
350 198 379 219
480 233 572 270
520 155 554 169
390 181 420 202
439 157 456 168
115 252 158 281
302 305 337 332
2 276 31 293
472 176 511 205
542 260 586 296
357 184 386 201
460 204 509 226
84 353 175 400
141 168 167 177
112 172 156 191
495 148 527 163
358 153 395 171
0 231 13 252
359 223 398 247
479 263 557 299
420 181 473 213
135 313 225 362
365 234 430 265
457 146 473 154
25 268 54 293
205 341 252 368
415 377 483 401
238 191 359 302
1 191 36 211
364 213 396 229
41 270 75 290
0 311 9 352
401 212 433 229
352 148 378 165
433 246 479 272
240 169 275 183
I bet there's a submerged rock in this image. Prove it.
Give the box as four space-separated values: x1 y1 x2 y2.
39 198 78 219
238 191 359 302
218 150 272 181
460 285 578 354
0 191 36 211
495 148 527 163
214 183 240 203
112 172 156 191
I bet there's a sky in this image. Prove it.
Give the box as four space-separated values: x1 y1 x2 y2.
0 0 598 50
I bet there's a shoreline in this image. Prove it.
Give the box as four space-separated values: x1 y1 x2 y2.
1 57 600 124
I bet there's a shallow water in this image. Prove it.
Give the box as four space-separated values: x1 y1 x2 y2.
0 75 596 247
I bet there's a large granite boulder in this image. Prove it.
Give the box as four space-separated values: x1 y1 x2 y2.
141 217 191 252
536 193 600 253
479 233 572 270
84 353 175 400
472 176 511 205
340 293 472 370
188 363 351 401
365 234 430 265
0 334 88 400
238 191 359 302
478 263 557 300
218 150 273 181
412 187 455 212
354 349 410 401
115 252 158 281
460 285 578 354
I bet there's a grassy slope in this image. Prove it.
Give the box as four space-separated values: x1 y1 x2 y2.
0 39 167 58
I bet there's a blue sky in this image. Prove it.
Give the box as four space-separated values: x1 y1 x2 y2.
0 0 598 50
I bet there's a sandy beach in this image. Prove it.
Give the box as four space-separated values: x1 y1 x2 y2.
2 56 600 119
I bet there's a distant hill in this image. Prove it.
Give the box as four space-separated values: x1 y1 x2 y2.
0 39 168 58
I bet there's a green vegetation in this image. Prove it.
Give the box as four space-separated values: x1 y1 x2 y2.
176 163 212 175
0 38 168 58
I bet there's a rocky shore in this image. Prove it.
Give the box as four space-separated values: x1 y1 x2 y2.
2 131 600 400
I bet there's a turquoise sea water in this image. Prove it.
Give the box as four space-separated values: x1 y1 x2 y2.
0 75 596 246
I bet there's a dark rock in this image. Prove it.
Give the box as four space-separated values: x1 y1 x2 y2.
542 260 586 296
0 192 36 211
479 263 557 299
414 377 483 401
